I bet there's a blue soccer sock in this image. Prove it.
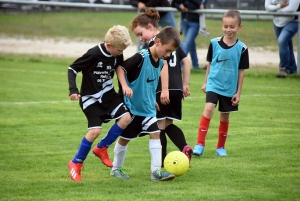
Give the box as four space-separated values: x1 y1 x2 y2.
72 137 92 163
97 123 124 148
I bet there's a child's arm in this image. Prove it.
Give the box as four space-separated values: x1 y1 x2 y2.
231 69 245 106
181 56 191 99
160 60 170 105
68 68 81 101
201 62 210 93
116 66 133 98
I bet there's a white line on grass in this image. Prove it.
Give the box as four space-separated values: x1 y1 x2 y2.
0 94 299 105
187 93 300 99
0 68 82 76
0 100 72 105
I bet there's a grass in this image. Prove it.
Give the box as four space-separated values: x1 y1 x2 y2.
0 54 299 201
0 11 297 49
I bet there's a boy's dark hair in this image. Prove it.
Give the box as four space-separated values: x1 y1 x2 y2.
130 7 160 30
156 26 180 48
223 10 242 25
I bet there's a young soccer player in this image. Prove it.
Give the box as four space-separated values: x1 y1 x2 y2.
67 25 132 182
193 10 249 157
111 26 181 181
131 8 193 165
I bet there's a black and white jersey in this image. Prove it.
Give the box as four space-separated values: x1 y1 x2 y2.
148 37 187 93
68 42 123 109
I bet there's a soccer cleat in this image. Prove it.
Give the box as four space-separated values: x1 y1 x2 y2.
68 160 83 182
93 146 113 167
216 147 228 156
151 169 175 181
193 144 204 156
110 168 130 179
198 28 210 36
182 145 193 162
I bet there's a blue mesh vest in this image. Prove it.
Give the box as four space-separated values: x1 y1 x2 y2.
124 49 164 116
206 37 245 97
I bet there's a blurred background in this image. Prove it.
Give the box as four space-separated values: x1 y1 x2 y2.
0 0 266 11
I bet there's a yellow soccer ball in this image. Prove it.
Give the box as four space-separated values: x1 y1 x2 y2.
164 151 189 176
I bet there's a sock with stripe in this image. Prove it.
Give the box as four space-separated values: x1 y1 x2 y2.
197 115 211 146
217 121 229 149
97 123 123 148
72 137 92 163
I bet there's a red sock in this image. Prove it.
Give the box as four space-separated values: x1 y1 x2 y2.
197 115 211 146
217 121 229 149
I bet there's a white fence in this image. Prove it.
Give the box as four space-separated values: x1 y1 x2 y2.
1 0 300 74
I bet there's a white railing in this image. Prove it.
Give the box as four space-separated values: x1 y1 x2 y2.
1 0 300 74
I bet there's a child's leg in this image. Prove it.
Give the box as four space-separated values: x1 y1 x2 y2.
197 103 215 146
149 133 162 173
97 113 131 148
112 138 129 171
196 115 210 146
217 113 229 149
149 132 175 181
72 128 100 163
160 130 167 166
157 119 167 166
93 113 131 167
165 123 187 151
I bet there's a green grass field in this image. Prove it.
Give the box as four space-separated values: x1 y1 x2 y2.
0 11 299 201
0 54 299 201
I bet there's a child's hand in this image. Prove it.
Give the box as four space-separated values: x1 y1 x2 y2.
231 94 240 106
69 93 81 101
160 90 170 105
123 86 133 98
182 85 190 100
201 83 206 93
155 102 160 111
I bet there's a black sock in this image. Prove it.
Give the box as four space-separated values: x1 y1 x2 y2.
165 124 187 151
160 130 167 166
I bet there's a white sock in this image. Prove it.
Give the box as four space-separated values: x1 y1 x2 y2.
149 139 162 173
112 142 127 171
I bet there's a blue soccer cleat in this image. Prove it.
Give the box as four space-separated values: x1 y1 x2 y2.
193 144 204 156
216 147 227 156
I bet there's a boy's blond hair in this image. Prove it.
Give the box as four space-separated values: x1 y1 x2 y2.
104 25 132 48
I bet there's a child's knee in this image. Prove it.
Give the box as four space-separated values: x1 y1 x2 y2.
118 113 131 128
86 128 101 141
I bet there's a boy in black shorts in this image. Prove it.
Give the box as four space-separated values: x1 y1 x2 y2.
67 25 132 182
111 26 181 181
193 10 249 157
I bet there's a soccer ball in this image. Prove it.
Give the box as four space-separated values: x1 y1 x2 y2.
164 151 189 176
